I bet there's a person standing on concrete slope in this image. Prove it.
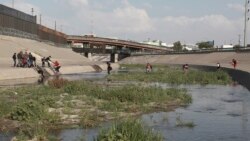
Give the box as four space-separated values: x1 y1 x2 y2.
41 57 45 67
12 53 16 67
17 51 23 67
45 56 51 67
53 60 61 73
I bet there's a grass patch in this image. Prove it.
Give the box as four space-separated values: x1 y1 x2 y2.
0 79 191 139
95 119 163 141
175 115 195 128
111 64 232 85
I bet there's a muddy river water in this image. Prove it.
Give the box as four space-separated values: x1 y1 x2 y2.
50 84 250 141
0 73 249 141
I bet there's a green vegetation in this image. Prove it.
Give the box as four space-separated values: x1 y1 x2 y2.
0 78 191 140
196 41 214 49
111 64 232 85
95 119 163 141
173 41 183 51
175 115 195 128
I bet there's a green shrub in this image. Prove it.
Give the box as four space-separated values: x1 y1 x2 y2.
95 119 163 141
10 100 45 121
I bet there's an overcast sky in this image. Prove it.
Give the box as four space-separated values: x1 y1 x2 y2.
1 0 249 45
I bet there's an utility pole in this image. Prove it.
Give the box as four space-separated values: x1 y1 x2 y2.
60 25 63 32
243 0 249 48
31 8 34 16
12 0 14 8
239 34 241 46
55 21 57 31
39 14 42 25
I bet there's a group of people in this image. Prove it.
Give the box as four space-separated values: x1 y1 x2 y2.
12 52 61 73
41 56 61 73
12 51 36 68
143 58 238 75
216 58 238 70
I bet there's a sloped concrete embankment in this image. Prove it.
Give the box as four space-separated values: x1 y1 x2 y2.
162 64 250 91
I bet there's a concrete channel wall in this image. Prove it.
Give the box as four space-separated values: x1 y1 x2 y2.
172 64 250 91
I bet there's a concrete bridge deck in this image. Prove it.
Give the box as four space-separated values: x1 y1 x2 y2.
67 35 171 52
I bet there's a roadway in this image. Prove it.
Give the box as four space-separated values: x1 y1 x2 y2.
67 35 171 52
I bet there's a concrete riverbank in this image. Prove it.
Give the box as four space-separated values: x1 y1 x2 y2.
0 35 119 85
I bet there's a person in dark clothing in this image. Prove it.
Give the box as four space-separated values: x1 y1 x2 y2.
28 53 34 67
37 68 44 83
107 62 112 74
45 56 51 67
232 59 237 69
33 56 36 67
41 57 45 67
12 53 17 67
17 51 23 67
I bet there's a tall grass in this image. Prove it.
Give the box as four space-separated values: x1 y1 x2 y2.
64 81 191 105
110 64 232 85
0 78 192 139
95 119 163 141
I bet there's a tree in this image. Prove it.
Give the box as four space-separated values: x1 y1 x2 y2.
196 42 213 49
173 41 183 51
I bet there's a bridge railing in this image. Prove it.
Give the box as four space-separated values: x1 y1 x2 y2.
67 35 171 51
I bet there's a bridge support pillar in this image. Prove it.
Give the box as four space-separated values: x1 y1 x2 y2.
84 52 92 60
110 53 118 63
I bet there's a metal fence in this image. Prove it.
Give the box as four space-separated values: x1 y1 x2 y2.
0 4 67 45
0 4 36 23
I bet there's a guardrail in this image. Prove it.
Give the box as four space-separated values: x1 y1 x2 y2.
67 35 171 51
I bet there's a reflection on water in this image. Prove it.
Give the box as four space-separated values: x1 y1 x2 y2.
1 83 249 141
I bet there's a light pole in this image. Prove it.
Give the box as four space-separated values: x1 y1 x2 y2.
12 0 14 8
243 0 249 48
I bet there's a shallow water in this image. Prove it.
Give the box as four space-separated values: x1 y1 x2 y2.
57 85 250 141
1 80 249 141
143 84 250 141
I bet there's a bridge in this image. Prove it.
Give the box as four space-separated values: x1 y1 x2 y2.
67 35 172 53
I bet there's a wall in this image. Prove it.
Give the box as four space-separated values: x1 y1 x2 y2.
0 4 67 45
172 64 250 91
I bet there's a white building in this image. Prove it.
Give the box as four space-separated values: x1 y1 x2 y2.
183 44 199 51
221 44 233 49
142 40 173 48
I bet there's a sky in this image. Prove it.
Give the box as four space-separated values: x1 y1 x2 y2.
1 0 249 46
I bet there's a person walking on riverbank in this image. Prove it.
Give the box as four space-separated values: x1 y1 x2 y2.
231 59 237 69
217 62 221 70
183 64 189 74
146 63 152 73
45 56 51 67
12 53 16 67
107 62 112 74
